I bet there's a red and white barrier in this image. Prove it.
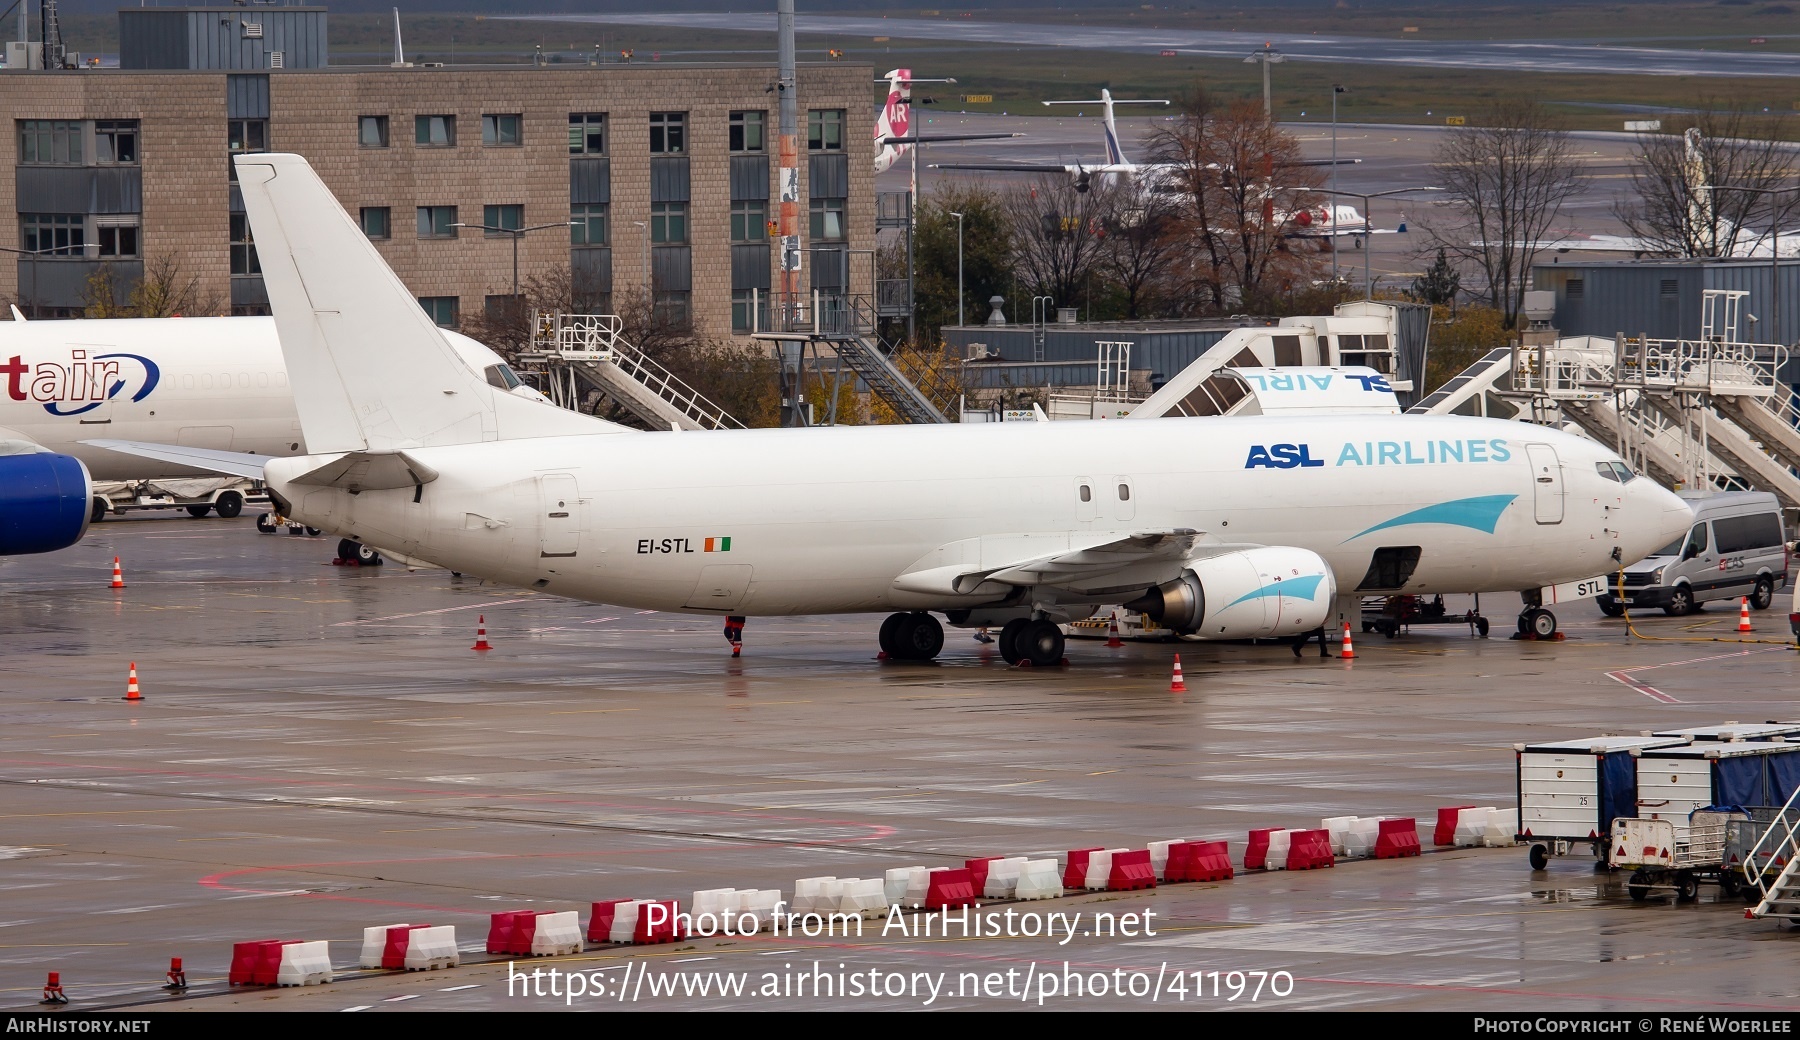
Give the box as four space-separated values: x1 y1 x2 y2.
1082 849 1125 891
1435 805 1476 846
1245 828 1291 871
792 877 837 915
982 857 1029 899
588 900 644 944
904 867 948 905
925 868 977 910
1165 840 1234 882
229 940 296 986
1015 859 1063 900
1285 829 1335 870
1451 806 1499 848
361 922 422 968
965 856 1003 894
274 940 334 986
1148 838 1196 880
1374 818 1422 859
1107 849 1156 891
1063 847 1104 889
488 909 581 956
633 900 681 945
1343 818 1380 859
358 923 455 971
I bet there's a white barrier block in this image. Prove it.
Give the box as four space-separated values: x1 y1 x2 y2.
403 925 459 971
1083 848 1129 891
275 940 334 987
817 879 854 914
360 923 410 969
983 857 1029 899
733 890 782 933
1342 818 1381 860
1015 859 1063 901
690 888 738 928
1453 807 1498 848
793 877 837 915
839 878 890 919
1481 807 1519 848
609 900 651 944
883 867 918 905
1321 816 1359 857
531 910 582 956
1265 829 1291 871
904 867 948 905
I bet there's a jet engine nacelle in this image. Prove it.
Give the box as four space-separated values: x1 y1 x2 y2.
1123 546 1336 639
0 446 93 556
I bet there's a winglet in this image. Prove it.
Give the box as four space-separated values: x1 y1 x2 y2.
8 305 24 322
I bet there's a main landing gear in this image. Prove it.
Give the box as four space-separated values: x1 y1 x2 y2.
877 612 1065 666
998 618 1065 668
879 611 944 661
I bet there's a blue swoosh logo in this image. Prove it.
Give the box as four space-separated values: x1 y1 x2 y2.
1345 494 1518 542
42 352 160 416
1225 573 1326 609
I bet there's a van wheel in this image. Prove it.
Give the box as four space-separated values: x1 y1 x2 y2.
1663 586 1694 616
214 491 244 519
1751 576 1775 610
1597 598 1624 617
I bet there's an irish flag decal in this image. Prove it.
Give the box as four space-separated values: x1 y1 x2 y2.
704 537 732 552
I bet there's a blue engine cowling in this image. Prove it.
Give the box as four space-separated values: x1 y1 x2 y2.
0 450 93 555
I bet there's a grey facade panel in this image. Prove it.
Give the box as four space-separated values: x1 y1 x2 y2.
649 156 691 203
230 276 270 312
569 158 611 205
651 245 691 292
731 244 771 291
14 167 141 215
572 247 613 295
19 259 139 309
226 75 271 120
122 8 327 70
810 245 847 290
730 155 770 201
118 11 189 70
809 153 849 199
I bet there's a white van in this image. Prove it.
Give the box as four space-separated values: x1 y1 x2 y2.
1597 491 1788 617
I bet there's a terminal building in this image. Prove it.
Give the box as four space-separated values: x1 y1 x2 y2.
0 3 873 341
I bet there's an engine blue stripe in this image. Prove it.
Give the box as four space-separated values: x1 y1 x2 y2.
1346 494 1518 541
1224 573 1326 609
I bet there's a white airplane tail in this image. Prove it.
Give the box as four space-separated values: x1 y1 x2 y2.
874 68 912 174
232 153 605 454
1042 88 1168 174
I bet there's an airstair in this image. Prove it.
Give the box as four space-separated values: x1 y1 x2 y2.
520 312 743 432
1410 290 1800 508
1745 784 1800 923
753 291 952 425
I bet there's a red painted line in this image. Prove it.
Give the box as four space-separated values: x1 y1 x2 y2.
1606 670 1680 704
330 598 530 627
1606 646 1785 704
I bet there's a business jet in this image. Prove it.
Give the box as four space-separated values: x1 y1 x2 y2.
931 88 1359 196
93 154 1692 668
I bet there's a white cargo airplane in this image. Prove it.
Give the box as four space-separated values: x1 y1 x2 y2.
93 154 1692 666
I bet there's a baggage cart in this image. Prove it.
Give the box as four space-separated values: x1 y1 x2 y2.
1609 807 1746 901
1514 734 1690 870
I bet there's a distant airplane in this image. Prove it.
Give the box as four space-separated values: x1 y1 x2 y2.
93 153 1690 664
874 68 912 174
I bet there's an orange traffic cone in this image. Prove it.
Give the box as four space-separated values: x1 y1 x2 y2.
1106 612 1124 648
163 957 187 991
122 662 142 702
1739 597 1754 633
1340 622 1356 660
40 971 67 1005
471 616 492 651
1169 654 1187 692
110 556 125 589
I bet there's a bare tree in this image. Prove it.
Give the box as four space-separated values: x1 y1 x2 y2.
1425 97 1586 328
1100 182 1183 319
82 254 222 318
1615 101 1800 258
1003 175 1112 312
1151 92 1327 312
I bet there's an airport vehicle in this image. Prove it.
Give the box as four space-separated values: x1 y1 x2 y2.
1597 491 1787 617
1611 807 1745 902
94 153 1692 667
1515 734 1691 870
91 476 265 521
1725 804 1800 900
0 439 93 557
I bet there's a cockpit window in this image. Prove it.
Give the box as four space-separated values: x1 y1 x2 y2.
1596 460 1636 483
1596 462 1619 482
484 363 523 390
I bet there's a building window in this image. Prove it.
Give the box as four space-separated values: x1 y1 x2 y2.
417 206 458 239
730 200 767 244
731 289 769 334
482 204 523 235
229 119 268 155
482 114 522 147
809 197 846 241
571 203 609 246
569 113 607 155
650 201 688 244
358 116 389 148
18 121 83 165
808 109 844 151
652 291 691 328
729 111 765 153
418 296 459 328
95 121 138 164
97 224 139 259
21 214 85 256
415 115 456 147
360 207 391 240
229 213 259 275
649 112 686 154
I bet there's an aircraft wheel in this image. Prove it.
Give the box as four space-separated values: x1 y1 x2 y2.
878 612 907 658
338 538 383 566
186 504 212 518
894 612 944 661
1524 607 1557 639
255 513 278 533
214 491 244 519
1017 619 1065 667
998 618 1031 666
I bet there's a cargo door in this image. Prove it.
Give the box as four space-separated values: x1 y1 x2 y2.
684 565 754 612
1526 443 1564 524
1519 752 1601 839
1636 758 1712 846
538 473 580 558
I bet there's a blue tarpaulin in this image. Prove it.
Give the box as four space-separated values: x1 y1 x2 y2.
1708 748 1800 808
1599 753 1639 833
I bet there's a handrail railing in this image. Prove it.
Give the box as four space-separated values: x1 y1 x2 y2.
1744 777 1800 906
530 311 743 431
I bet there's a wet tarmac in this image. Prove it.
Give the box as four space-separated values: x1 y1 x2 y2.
3 513 1797 1012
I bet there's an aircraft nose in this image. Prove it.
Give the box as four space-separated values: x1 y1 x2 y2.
1622 479 1692 564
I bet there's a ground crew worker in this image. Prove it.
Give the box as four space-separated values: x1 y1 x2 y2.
724 615 746 657
1291 625 1332 659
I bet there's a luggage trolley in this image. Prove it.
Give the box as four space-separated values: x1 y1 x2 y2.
1609 741 1800 901
1515 735 1691 871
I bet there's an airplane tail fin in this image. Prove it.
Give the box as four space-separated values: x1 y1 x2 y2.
233 153 605 454
874 68 912 174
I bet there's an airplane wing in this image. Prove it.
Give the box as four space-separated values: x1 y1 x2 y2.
929 162 1081 174
894 529 1256 596
81 439 270 480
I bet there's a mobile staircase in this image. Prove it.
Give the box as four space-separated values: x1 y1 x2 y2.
522 312 742 432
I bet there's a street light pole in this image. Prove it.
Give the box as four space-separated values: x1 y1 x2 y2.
1242 44 1286 122
630 220 649 299
1331 84 1346 285
448 219 578 297
949 210 965 326
1277 186 1443 299
0 245 50 317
